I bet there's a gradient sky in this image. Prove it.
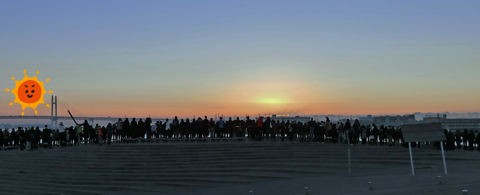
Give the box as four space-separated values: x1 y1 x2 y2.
0 0 479 117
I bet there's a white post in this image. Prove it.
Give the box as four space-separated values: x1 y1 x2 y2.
408 142 415 176
440 141 448 175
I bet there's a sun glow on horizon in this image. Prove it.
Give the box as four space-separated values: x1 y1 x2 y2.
256 97 290 105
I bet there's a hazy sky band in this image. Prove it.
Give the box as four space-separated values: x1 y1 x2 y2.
0 0 479 117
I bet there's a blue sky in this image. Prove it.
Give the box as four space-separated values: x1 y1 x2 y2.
0 0 479 117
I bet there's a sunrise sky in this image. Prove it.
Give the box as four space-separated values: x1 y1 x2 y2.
0 0 479 117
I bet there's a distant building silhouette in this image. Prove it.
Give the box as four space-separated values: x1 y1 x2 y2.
423 115 480 131
372 115 416 127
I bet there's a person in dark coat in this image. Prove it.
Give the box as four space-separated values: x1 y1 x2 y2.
106 123 113 144
476 132 480 151
467 130 475 150
130 118 138 139
43 125 52 148
18 128 25 150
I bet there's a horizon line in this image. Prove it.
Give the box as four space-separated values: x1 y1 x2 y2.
1 111 480 119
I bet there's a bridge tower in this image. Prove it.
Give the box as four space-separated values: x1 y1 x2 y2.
51 95 58 128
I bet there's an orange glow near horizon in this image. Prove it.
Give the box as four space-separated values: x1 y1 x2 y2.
1 96 479 118
0 75 479 118
256 97 290 105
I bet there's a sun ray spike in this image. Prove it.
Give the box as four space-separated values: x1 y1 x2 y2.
46 104 50 108
5 88 10 92
23 69 27 75
9 102 13 106
21 112 25 116
46 78 51 82
36 70 40 75
48 90 54 94
34 110 38 115
11 76 15 81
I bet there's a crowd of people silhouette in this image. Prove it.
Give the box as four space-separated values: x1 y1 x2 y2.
0 117 479 151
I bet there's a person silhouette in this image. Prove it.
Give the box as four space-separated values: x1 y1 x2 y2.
130 118 138 140
95 124 103 145
476 132 480 151
216 117 225 138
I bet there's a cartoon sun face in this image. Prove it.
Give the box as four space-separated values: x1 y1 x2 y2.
18 80 42 103
5 69 53 116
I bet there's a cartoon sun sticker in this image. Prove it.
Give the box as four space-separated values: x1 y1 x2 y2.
5 69 53 116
